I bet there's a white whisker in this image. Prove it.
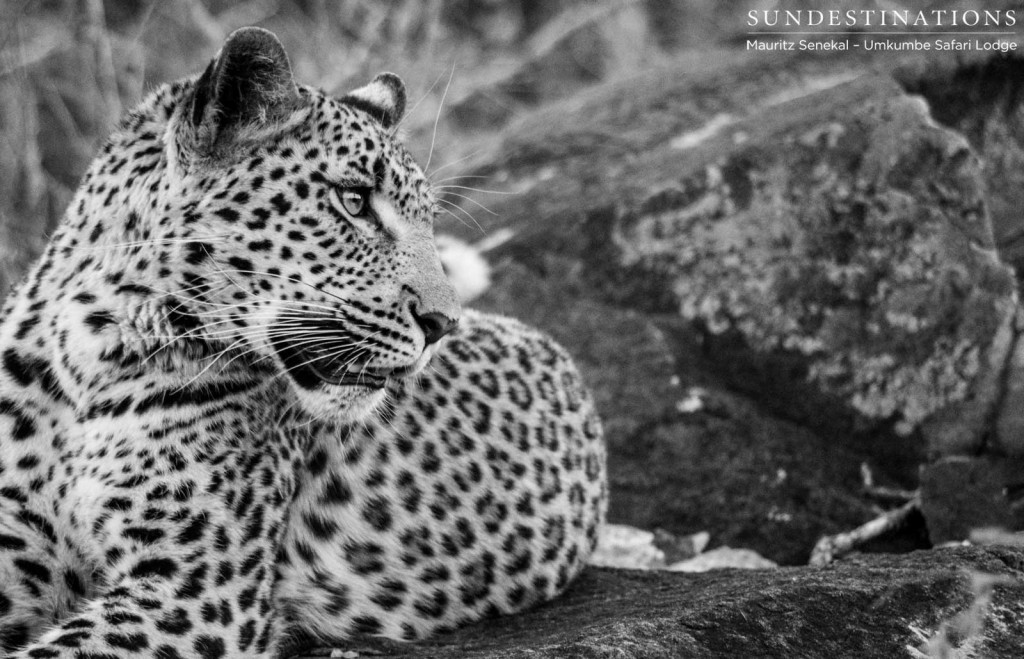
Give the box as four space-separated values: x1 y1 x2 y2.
424 62 455 176
436 199 484 233
427 149 486 181
435 185 515 196
437 191 497 216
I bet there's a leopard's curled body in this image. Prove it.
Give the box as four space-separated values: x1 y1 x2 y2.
0 27 605 659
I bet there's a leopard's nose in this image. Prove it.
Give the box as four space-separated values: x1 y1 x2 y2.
414 310 458 345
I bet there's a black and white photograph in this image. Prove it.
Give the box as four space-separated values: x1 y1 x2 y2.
0 1 1023 657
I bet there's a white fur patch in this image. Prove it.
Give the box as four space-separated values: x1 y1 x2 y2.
435 235 491 303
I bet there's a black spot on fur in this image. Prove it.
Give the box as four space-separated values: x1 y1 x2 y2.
105 631 149 651
64 569 87 596
319 474 351 505
14 558 50 583
307 448 328 475
103 497 133 512
13 313 40 340
361 497 393 532
237 620 256 651
177 512 208 543
214 207 240 223
270 192 291 215
123 526 165 544
2 624 31 649
134 378 258 415
184 242 215 265
2 349 38 386
227 256 254 273
84 310 116 333
0 533 27 550
413 590 449 618
194 635 226 659
344 541 385 575
352 615 382 635
156 608 192 635
130 557 178 580
155 646 185 659
104 610 143 626
303 512 338 540
175 563 208 599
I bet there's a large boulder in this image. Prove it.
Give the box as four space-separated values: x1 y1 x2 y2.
467 63 1016 447
289 545 1024 658
897 54 1024 533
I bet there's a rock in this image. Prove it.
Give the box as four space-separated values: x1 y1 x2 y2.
608 75 1015 448
896 53 1024 281
288 546 1024 658
588 523 666 570
920 457 1015 545
653 528 709 563
667 546 777 572
462 55 1016 443
883 51 1024 529
869 52 1024 536
996 310 1024 456
971 528 1024 548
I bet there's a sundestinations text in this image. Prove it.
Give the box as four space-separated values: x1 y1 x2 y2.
746 9 1015 28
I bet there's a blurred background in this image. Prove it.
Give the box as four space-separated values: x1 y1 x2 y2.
4 0 1024 570
0 0 695 293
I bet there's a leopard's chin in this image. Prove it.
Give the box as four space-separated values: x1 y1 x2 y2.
287 378 388 423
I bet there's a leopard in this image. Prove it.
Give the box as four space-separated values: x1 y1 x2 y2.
0 26 606 658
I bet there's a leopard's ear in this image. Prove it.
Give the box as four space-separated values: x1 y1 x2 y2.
340 73 407 129
185 27 299 154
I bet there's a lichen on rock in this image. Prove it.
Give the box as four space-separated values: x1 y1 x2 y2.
612 77 1017 434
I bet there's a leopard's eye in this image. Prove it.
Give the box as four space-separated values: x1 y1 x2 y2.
329 187 371 219
341 190 366 216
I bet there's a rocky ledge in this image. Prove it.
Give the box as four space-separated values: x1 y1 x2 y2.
292 545 1024 659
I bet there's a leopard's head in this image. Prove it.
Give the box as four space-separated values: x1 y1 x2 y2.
164 28 460 420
